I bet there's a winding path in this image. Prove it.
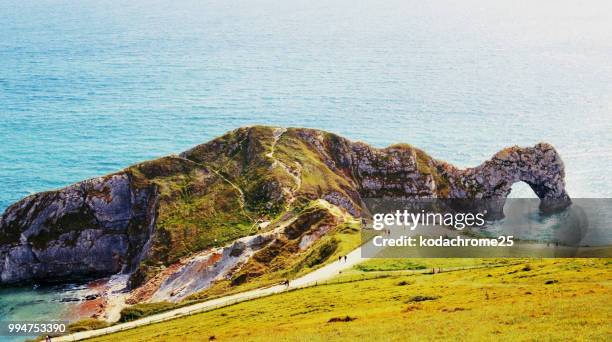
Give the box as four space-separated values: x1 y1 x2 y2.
53 241 511 342
53 247 367 341
266 127 302 204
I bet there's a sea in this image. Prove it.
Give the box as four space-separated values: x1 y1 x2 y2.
1 0 611 338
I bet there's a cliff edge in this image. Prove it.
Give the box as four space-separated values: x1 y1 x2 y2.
0 126 570 292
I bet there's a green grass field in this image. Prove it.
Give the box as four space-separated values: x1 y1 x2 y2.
87 258 611 341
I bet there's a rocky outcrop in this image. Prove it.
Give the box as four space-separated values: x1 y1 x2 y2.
0 173 157 284
0 126 570 286
291 129 570 213
435 143 571 218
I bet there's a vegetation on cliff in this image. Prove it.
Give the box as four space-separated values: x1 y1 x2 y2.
1 126 571 306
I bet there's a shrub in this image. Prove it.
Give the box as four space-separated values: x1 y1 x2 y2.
327 316 357 323
119 301 178 322
406 295 440 303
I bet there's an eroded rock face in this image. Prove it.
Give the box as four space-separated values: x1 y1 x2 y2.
0 127 570 286
0 173 157 284
294 129 570 215
441 143 568 199
149 229 276 302
435 143 571 217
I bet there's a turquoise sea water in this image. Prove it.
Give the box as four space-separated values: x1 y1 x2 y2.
0 283 88 341
0 284 82 322
1 0 612 214
1 0 612 333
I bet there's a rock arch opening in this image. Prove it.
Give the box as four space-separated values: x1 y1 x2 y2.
440 143 572 219
507 181 538 199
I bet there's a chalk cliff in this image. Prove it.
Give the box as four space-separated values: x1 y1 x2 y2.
0 126 570 290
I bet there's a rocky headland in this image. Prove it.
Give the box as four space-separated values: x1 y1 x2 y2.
0 126 570 313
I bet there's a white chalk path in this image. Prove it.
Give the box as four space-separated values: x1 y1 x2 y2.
53 247 367 341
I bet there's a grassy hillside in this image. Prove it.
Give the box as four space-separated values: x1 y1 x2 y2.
125 126 373 288
122 125 447 296
87 258 611 341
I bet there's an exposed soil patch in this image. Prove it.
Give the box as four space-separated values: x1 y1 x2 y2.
126 261 185 304
406 295 440 303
